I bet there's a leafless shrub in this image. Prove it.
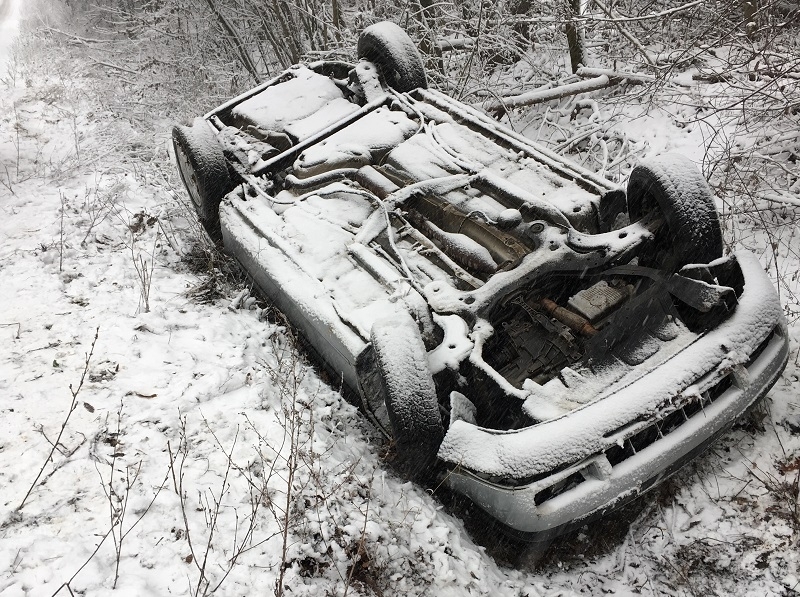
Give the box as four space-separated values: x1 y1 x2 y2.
17 327 99 512
159 326 382 596
79 175 124 246
168 417 261 597
126 211 160 313
93 399 169 589
48 399 170 595
748 455 800 530
59 190 67 272
180 236 247 305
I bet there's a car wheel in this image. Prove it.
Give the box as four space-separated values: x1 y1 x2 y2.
627 154 723 271
357 21 428 93
172 117 232 241
369 313 444 480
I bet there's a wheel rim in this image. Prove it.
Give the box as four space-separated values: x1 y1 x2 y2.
173 139 203 210
638 190 673 267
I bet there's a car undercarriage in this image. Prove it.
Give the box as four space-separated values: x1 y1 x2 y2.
172 21 789 542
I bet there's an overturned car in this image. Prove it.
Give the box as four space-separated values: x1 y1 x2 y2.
173 22 789 541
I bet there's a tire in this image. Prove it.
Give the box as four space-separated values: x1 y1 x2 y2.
357 21 428 93
172 117 232 241
627 154 723 272
368 313 444 480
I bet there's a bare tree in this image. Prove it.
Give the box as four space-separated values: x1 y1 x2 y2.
565 0 585 72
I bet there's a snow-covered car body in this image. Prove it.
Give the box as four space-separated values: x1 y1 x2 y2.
173 23 788 541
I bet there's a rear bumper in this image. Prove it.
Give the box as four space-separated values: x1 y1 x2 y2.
441 252 789 537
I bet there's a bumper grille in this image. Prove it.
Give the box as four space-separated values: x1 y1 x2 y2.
539 326 778 503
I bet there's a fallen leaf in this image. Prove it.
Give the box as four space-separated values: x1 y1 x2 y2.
125 391 157 398
778 457 800 474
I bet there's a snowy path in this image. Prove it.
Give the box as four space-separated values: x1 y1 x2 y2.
0 0 20 71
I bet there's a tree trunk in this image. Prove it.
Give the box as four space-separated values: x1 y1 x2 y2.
332 0 342 31
565 0 585 73
742 0 759 39
510 0 532 49
416 0 443 74
203 0 261 82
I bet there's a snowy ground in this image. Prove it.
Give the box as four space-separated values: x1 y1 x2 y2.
1 3 799 597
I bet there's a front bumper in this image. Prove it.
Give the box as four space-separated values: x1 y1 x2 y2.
440 251 789 538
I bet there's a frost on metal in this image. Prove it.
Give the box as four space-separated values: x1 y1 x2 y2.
230 66 359 141
173 22 789 542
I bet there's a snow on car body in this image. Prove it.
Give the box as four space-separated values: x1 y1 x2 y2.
173 22 788 542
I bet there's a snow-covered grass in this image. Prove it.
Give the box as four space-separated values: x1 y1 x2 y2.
1 3 800 596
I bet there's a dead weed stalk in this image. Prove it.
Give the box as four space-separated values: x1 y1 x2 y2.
17 327 99 511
